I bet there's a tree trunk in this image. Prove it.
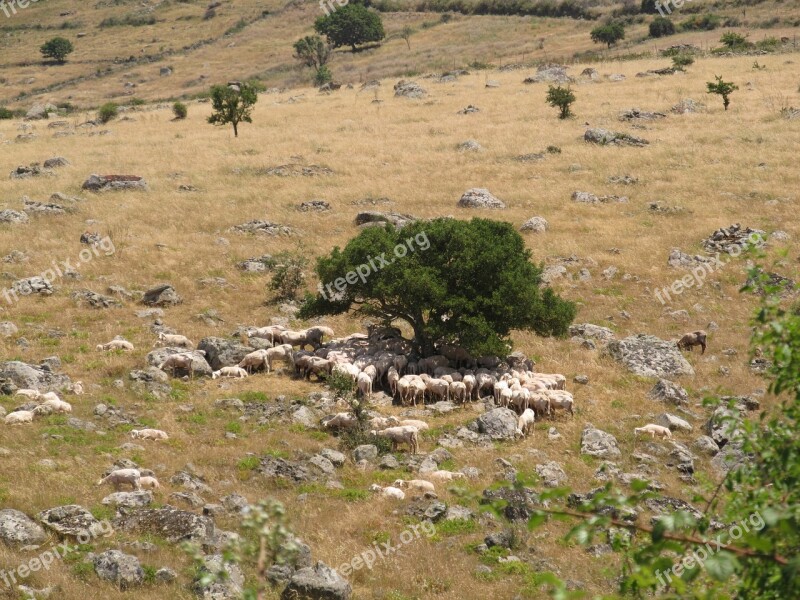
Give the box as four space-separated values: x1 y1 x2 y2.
233 121 238 137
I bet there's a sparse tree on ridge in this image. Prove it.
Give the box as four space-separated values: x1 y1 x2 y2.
40 37 74 64
207 82 258 137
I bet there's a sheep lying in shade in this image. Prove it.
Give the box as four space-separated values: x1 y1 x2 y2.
131 428 169 441
393 479 435 493
370 426 419 454
212 366 249 379
634 424 673 439
97 339 135 352
97 468 141 491
5 410 34 425
139 476 161 490
156 332 194 349
369 484 405 500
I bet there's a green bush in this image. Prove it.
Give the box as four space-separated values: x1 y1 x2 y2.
680 13 721 30
314 65 333 86
720 31 752 50
545 85 576 119
672 53 695 70
649 16 675 37
40 37 74 64
172 101 188 119
269 251 308 301
0 107 13 119
97 102 118 124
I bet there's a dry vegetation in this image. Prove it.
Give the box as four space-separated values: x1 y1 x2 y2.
0 1 799 598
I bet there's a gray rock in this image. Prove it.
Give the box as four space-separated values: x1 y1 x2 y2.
142 284 181 306
232 219 295 236
0 509 47 548
43 157 69 169
281 561 352 600
581 425 621 458
445 505 474 521
0 361 71 392
692 435 720 456
71 289 122 309
484 531 512 549
354 211 416 229
535 461 568 487
12 276 54 297
319 449 346 467
394 80 427 99
114 506 214 543
520 216 548 233
523 64 571 84
237 255 274 272
308 455 336 476
154 567 177 583
649 379 689 405
293 406 320 429
93 550 144 589
671 98 704 114
37 505 101 538
574 375 589 385
473 408 519 440
457 188 506 209
569 323 615 343
703 223 766 255
605 334 695 378
0 209 29 224
353 445 378 463
378 454 400 470
220 494 250 514
102 491 153 508
193 554 244 599
197 337 253 370
0 322 18 338
584 128 648 147
145 348 213 378
82 174 148 192
656 413 693 432
457 139 482 152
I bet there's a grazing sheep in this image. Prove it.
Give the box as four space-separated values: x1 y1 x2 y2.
357 372 373 400
97 468 141 491
15 389 42 401
265 345 294 371
212 366 249 379
139 476 161 490
369 484 405 500
304 326 335 350
677 330 707 354
528 394 551 418
5 410 34 425
131 428 169 441
398 419 429 431
393 479 435 493
33 398 72 415
425 378 450 403
545 390 575 418
249 325 286 344
305 357 332 381
279 330 308 348
408 379 426 407
450 381 468 404
517 408 535 437
634 424 673 439
387 367 400 398
371 426 419 454
499 387 513 409
323 412 359 430
159 353 195 378
333 362 360 383
509 388 530 415
424 470 466 482
97 339 135 352
238 349 270 374
393 355 408 375
157 332 194 349
369 415 400 430
462 374 477 400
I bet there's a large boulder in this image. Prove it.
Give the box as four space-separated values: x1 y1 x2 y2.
569 323 615 343
193 554 244 599
142 284 182 306
281 561 352 600
535 461 567 487
656 413 693 432
145 348 213 378
581 424 621 458
198 337 253 370
520 216 548 233
0 361 71 392
0 509 48 548
605 334 695 378
93 550 144 589
457 188 506 209
473 408 519 440
648 379 689 405
36 505 102 538
523 64 571 84
584 128 649 147
82 174 148 192
394 80 427 99
102 491 153 509
113 506 214 543
0 209 29 224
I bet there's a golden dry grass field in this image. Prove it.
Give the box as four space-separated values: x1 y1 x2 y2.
0 4 800 599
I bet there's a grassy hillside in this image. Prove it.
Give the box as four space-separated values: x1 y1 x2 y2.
0 44 799 597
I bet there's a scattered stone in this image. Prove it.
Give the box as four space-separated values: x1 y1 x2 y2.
702 223 766 255
569 323 615 343
656 413 693 432
473 408 521 440
82 174 148 192
520 216 548 233
0 509 47 548
281 561 352 600
584 128 649 147
581 424 621 458
257 164 333 177
193 554 244 599
619 108 666 121
102 491 153 509
693 435 720 456
0 209 30 224
571 191 628 204
10 164 54 179
457 188 506 209
457 139 482 152
71 289 122 309
523 64 571 84
12 276 54 297
114 506 214 543
36 505 102 538
93 550 144 589
394 80 427 98
535 461 567 487
43 157 69 169
232 220 295 236
671 98 704 114
649 379 689 405
297 200 331 212
574 374 589 385
608 174 638 185
354 211 416 229
142 284 182 306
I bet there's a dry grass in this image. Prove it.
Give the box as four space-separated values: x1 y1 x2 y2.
0 50 798 598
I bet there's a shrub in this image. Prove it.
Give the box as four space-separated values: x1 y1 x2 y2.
269 251 308 301
720 31 752 50
97 102 118 124
649 16 675 37
681 13 721 30
707 75 738 110
314 65 333 86
672 53 695 70
172 102 188 119
640 0 659 14
0 107 13 119
546 85 576 119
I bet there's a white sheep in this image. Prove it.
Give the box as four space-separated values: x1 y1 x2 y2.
157 332 194 349
517 408 535 437
97 339 135 352
371 426 419 454
97 468 141 491
368 415 400 430
5 410 34 425
462 374 477 400
450 381 467 404
369 483 405 500
634 424 673 439
425 378 450 403
15 389 42 401
33 398 72 415
323 412 359 430
545 390 575 418
238 349 269 374
387 366 400 398
424 470 466 482
212 366 249 379
393 479 435 493
131 428 169 441
139 476 161 490
357 372 373 400
159 353 195 378
398 419 429 431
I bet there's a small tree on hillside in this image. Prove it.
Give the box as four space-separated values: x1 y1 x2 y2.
293 35 332 83
649 16 676 37
707 75 738 110
206 82 258 137
314 4 385 52
590 22 625 48
546 85 576 119
40 37 74 64
400 25 416 50
299 218 576 357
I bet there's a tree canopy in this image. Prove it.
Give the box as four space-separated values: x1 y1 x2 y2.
299 218 576 357
40 37 74 64
314 4 385 51
206 82 258 137
590 22 625 48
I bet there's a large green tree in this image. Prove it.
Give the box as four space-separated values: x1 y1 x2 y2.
299 218 576 357
314 3 385 52
40 37 74 64
590 22 626 48
206 82 258 137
